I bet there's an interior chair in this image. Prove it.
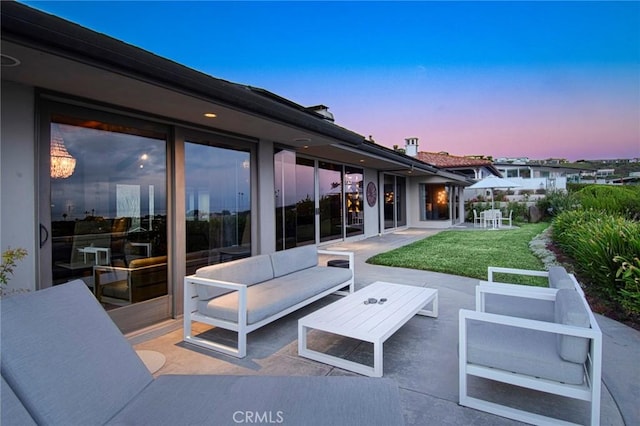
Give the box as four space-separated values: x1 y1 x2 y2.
1 280 404 426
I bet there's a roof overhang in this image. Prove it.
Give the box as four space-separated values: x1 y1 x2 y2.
1 2 364 149
1 2 469 186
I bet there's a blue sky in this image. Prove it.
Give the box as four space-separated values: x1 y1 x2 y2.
24 1 640 160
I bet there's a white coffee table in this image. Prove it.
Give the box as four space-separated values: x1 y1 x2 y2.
298 281 438 377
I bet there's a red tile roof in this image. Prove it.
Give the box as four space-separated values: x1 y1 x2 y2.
416 152 493 168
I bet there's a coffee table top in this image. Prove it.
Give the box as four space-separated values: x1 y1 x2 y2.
299 281 437 342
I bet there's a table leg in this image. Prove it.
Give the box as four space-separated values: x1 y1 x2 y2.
417 292 438 317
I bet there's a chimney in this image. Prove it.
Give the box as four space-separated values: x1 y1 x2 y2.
405 137 419 157
307 105 335 122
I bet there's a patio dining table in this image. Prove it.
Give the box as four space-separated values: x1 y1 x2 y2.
480 209 502 229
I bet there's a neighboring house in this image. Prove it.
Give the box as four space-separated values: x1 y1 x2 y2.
493 161 595 193
1 3 468 334
401 138 502 206
413 150 501 180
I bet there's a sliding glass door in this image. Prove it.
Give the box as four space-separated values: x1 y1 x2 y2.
43 111 169 333
383 174 406 230
185 141 251 273
274 150 315 250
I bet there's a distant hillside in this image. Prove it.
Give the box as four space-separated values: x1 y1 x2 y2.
574 160 640 178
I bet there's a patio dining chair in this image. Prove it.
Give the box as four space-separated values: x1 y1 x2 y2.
473 209 482 228
500 210 513 228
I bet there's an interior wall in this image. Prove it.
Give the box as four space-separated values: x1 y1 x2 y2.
1 80 37 291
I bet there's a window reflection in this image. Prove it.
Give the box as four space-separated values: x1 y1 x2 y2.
50 120 168 309
274 151 315 250
319 161 343 242
345 167 364 238
185 142 251 273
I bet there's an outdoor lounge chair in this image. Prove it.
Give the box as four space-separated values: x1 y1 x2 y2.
459 271 602 425
1 280 404 426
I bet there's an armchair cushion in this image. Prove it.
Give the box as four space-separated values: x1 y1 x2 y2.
483 294 555 322
466 320 585 385
555 288 591 363
548 266 575 289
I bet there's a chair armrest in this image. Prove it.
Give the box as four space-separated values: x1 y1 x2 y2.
487 266 549 282
476 281 557 312
184 275 248 328
317 249 355 270
460 308 599 339
184 274 248 291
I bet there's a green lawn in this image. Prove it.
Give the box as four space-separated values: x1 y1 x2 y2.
367 223 551 285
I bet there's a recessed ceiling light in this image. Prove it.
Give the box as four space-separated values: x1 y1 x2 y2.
359 159 365 163
1 54 20 67
204 113 217 118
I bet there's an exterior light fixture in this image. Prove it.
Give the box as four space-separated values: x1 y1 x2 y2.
50 124 76 179
1 54 20 67
204 112 217 118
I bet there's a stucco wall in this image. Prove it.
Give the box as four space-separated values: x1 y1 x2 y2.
1 81 37 292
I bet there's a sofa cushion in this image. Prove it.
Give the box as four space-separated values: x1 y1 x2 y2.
548 266 574 289
466 320 585 385
198 266 352 325
270 244 318 278
195 254 274 300
0 280 153 425
555 288 591 364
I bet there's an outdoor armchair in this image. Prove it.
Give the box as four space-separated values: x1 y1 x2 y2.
460 270 602 425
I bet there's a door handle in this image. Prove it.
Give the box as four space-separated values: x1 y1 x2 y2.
40 224 49 248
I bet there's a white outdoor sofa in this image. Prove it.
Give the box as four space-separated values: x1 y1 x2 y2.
1 280 404 426
459 266 602 426
184 244 354 358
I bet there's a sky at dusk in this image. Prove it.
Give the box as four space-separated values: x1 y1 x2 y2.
24 1 640 161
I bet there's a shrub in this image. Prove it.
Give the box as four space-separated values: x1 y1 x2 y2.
505 201 528 223
614 256 640 316
1 248 28 286
574 185 640 220
552 210 640 313
537 189 578 218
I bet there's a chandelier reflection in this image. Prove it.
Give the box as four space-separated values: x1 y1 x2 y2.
50 124 76 179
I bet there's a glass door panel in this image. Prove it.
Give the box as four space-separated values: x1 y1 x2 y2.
344 167 364 238
274 151 315 250
185 142 251 273
319 161 343 242
383 175 395 229
396 176 407 227
49 120 168 311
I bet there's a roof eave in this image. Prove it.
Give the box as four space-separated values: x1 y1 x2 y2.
1 2 365 146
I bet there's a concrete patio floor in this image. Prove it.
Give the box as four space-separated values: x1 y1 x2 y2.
131 228 639 425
